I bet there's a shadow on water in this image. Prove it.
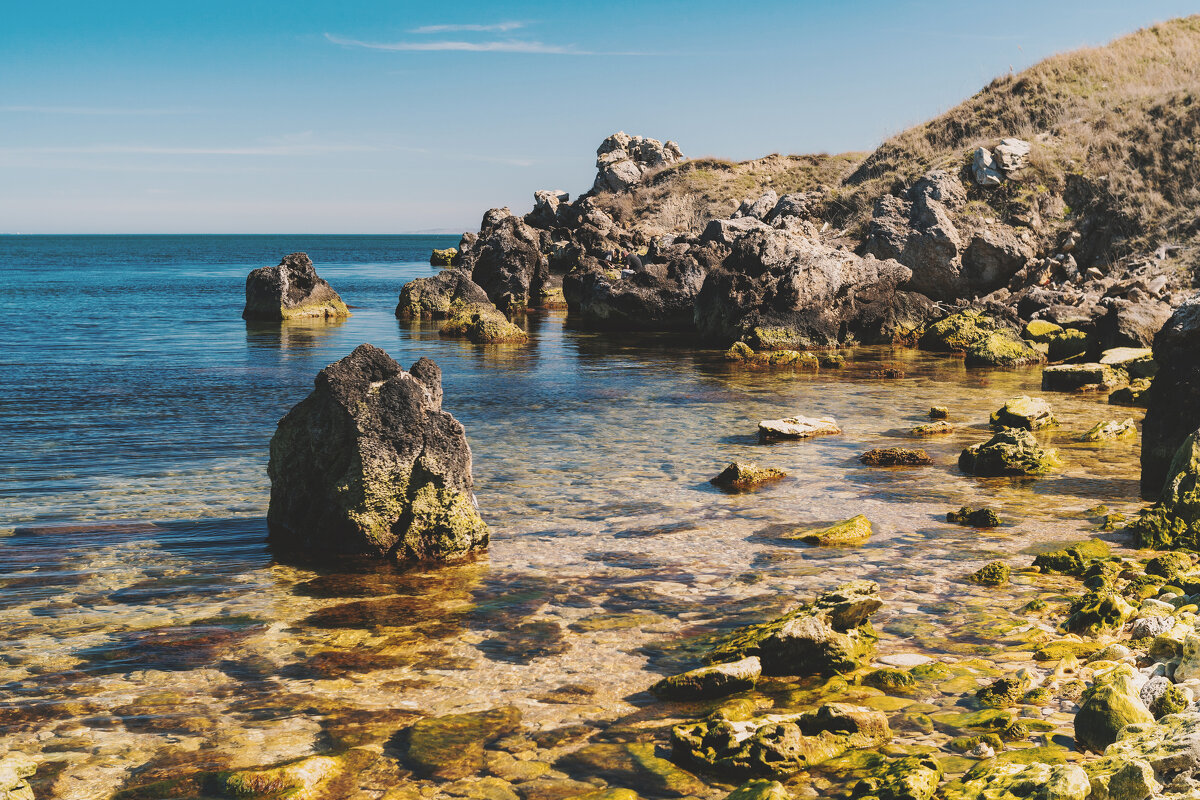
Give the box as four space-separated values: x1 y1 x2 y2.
244 317 347 351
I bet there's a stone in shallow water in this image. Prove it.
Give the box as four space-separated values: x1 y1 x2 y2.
710 462 787 491
938 761 1089 800
1074 665 1154 753
859 448 932 466
651 656 761 700
969 562 1010 586
787 515 873 546
723 779 788 800
0 752 37 800
757 415 841 442
1042 362 1125 392
877 653 933 668
990 395 1057 430
947 507 1001 527
219 755 344 800
959 428 1058 476
911 421 953 436
401 706 523 780
243 252 350 321
557 742 706 797
1079 418 1136 442
850 755 942 800
1033 539 1110 576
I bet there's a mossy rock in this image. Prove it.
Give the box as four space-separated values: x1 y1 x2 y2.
556 742 706 797
1022 319 1063 343
430 248 458 267
219 755 343 799
1062 591 1134 636
938 762 1089 800
711 462 787 491
948 507 1001 527
990 396 1057 430
1079 418 1137 442
723 780 788 800
849 755 941 800
1033 640 1102 662
959 428 1059 476
969 562 1010 586
862 668 916 693
403 706 522 779
859 448 932 467
911 421 954 436
1032 539 1111 575
441 303 528 343
1046 328 1092 362
650 656 761 701
947 734 1004 753
1073 665 1154 753
792 515 873 546
920 311 1035 366
929 406 949 419
965 332 1044 367
1146 552 1194 581
1129 431 1200 552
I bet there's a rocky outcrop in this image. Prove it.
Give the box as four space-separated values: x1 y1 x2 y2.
919 310 1043 367
1130 429 1200 551
593 132 684 193
395 270 491 320
459 208 549 311
704 580 882 675
651 656 761 700
563 248 709 331
1142 295 1200 497
959 428 1059 475
440 304 528 344
1075 665 1155 752
430 248 457 267
267 344 488 562
695 228 914 348
243 252 349 321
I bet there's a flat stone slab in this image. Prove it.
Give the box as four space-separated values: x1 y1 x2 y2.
1099 347 1153 366
877 653 934 668
758 415 841 442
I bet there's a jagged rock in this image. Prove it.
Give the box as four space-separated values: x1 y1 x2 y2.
993 138 1032 172
526 190 570 228
465 209 548 311
0 752 37 800
1075 665 1155 753
1100 347 1157 377
396 270 491 320
724 779 788 800
1043 363 1126 392
1097 297 1174 350
1079 419 1137 442
453 232 478 266
402 707 522 780
1130 430 1200 551
733 191 779 220
1146 552 1194 581
1130 616 1175 641
220 755 344 800
961 226 1034 294
243 252 349 321
789 515 873 546
593 132 684 193
557 743 705 798
1086 711 1200 797
972 148 1004 187
1033 539 1110 575
939 761 1089 800
711 462 787 491
850 756 942 800
1140 676 1191 719
440 304 527 344
695 228 913 348
767 193 821 224
919 310 1041 366
959 428 1058 476
1142 296 1200 497
859 448 932 466
671 703 890 777
758 415 841 441
991 396 1057 430
563 251 707 331
704 580 882 675
969 562 1010 586
651 656 761 700
948 507 1001 527
700 216 773 247
267 345 488 561
431 248 458 267
1063 591 1135 636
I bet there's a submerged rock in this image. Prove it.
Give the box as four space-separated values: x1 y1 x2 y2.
1129 430 1200 551
711 462 787 491
219 755 343 800
440 304 528 343
1033 540 1110 576
1079 418 1137 442
792 515 873 546
758 415 841 442
267 344 488 561
911 421 954 436
1074 665 1155 753
651 656 761 700
948 507 1001 527
396 270 491 320
969 562 1010 586
938 761 1089 800
959 428 1058 476
671 703 890 777
990 396 1057 430
402 706 522 780
705 580 881 675
859 448 932 466
0 752 37 800
243 252 349 321
558 743 705 798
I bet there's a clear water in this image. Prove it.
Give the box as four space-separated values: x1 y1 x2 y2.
0 236 1145 798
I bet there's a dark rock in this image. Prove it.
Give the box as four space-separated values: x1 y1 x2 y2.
396 270 491 320
243 252 349 321
947 507 1001 527
651 656 761 700
564 251 707 331
958 429 1058 476
401 707 522 779
466 210 549 311
557 743 706 797
267 344 488 561
859 448 932 466
1142 295 1200 497
1032 539 1110 576
1097 297 1174 350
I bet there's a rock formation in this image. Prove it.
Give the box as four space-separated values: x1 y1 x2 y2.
1141 295 1200 496
267 344 488 561
396 270 491 320
457 208 549 311
243 252 349 321
593 131 684 193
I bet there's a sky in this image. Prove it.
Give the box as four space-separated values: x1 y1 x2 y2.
2 1 1198 234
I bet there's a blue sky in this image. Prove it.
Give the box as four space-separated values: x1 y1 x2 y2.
2 1 1197 234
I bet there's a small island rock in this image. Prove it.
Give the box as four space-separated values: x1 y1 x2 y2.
758 416 841 442
243 252 349 321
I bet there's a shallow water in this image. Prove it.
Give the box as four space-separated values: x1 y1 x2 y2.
0 236 1147 797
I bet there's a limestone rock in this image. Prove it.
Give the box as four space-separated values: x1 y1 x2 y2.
220 755 342 800
938 761 1089 800
267 344 488 561
1097 298 1174 350
911 421 954 436
1033 540 1110 576
402 707 522 780
0 752 37 800
991 396 1057 430
733 191 779 221
593 132 684 193
711 462 787 491
651 656 762 700
919 310 1042 366
243 252 349 321
970 562 1010 586
758 415 841 442
1142 296 1200 497
431 247 458 267
440 304 528 344
993 138 1032 172
563 250 707 331
859 448 932 466
972 147 1004 187
1063 591 1135 636
671 703 890 777
1043 363 1126 393
1075 665 1155 753
466 210 548 311
1085 711 1200 796
959 428 1058 476
396 270 491 320
724 779 789 800
789 515 873 546
1079 419 1137 442
850 755 942 800
705 580 882 675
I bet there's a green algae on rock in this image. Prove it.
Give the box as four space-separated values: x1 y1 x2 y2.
929 406 949 419
948 507 1001 527
430 247 458 266
267 345 488 561
557 743 706 798
1062 591 1135 636
1046 328 1092 362
402 706 522 779
862 668 916 693
396 271 491 320
710 462 788 491
1033 539 1111 575
705 580 882 675
1145 552 1195 582
789 515 873 546
1079 418 1137 442
920 311 1040 367
911 421 953 436
0 752 37 800
1129 430 1200 552
724 343 821 368
959 428 1059 476
219 755 343 800
969 561 1010 586
1023 319 1064 343
938 761 1090 800
243 252 350 322
990 395 1057 430
859 448 932 466
1074 665 1155 753
849 755 941 800
671 703 890 777
650 656 761 700
441 303 529 343
724 779 788 800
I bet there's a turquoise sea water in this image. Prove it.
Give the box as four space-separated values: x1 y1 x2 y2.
0 235 1148 798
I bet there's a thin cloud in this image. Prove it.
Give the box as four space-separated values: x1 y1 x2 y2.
325 33 589 54
409 22 526 34
1 143 380 156
0 105 198 116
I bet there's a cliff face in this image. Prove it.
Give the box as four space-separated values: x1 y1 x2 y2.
445 16 1200 347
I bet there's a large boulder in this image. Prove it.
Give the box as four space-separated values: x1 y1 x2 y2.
267 344 488 561
695 229 913 348
959 428 1058 476
396 270 491 320
563 251 708 331
704 580 881 675
938 761 1089 800
919 310 1042 367
1085 711 1200 799
593 131 684 193
1142 296 1200 497
466 209 549 311
243 252 349 321
1074 665 1155 753
1097 298 1174 350
1130 429 1200 552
